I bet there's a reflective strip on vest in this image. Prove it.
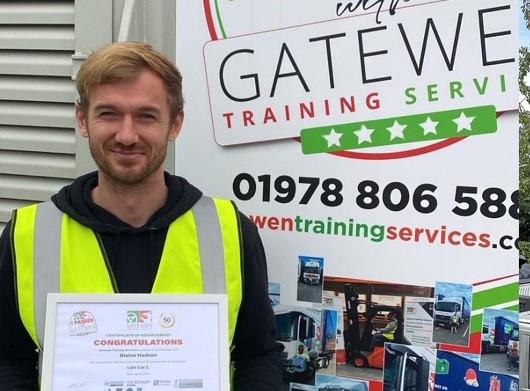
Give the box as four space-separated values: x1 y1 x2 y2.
13 197 243 351
12 203 40 350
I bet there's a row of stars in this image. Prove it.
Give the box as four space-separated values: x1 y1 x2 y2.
322 112 475 147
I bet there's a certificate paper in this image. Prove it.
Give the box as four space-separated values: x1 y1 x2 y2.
41 294 229 391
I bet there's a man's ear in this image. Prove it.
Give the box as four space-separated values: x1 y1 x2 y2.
75 103 89 137
168 111 184 141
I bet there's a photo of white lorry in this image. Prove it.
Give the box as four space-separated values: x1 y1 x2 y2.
302 260 323 285
434 296 471 327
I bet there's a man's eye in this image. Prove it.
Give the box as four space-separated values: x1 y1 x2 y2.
140 113 156 120
98 111 116 117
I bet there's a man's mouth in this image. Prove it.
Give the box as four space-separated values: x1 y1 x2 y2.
110 148 144 160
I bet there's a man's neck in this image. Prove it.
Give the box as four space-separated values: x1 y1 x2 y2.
91 171 168 228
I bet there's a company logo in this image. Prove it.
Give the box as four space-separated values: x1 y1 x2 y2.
202 0 516 159
69 311 97 336
127 310 152 330
159 313 176 328
464 368 479 387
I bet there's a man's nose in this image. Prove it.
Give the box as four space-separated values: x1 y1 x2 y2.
115 115 139 145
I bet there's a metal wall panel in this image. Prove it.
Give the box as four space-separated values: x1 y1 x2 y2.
0 50 72 76
0 125 74 153
0 102 75 128
0 0 76 233
0 26 74 50
0 151 75 178
0 76 75 102
0 2 74 25
0 174 71 201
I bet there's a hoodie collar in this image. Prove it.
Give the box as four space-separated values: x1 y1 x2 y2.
51 171 203 233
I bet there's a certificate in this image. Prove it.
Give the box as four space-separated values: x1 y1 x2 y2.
41 294 230 391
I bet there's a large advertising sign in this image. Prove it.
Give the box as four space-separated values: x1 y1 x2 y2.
176 1 519 389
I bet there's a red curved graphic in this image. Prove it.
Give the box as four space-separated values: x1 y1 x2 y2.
203 0 218 41
328 137 467 160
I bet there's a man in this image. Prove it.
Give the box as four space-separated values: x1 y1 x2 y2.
291 344 310 373
0 41 282 390
450 312 459 334
507 341 519 371
370 314 398 350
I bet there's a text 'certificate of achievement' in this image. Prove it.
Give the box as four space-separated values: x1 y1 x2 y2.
40 294 230 391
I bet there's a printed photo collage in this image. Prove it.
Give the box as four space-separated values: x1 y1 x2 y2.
268 256 519 391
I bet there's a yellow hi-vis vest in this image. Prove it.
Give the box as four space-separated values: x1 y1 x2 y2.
11 197 243 353
382 322 397 340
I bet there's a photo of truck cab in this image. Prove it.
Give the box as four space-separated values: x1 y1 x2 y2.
482 325 496 353
274 306 320 359
383 344 435 391
434 296 471 327
302 260 323 285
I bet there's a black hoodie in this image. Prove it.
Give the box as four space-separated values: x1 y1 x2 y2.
0 171 282 390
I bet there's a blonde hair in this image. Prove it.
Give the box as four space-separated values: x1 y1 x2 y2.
76 41 183 120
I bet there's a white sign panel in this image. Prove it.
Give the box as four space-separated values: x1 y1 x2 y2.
404 296 435 348
176 0 518 387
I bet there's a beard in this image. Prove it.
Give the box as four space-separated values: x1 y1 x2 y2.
88 138 167 186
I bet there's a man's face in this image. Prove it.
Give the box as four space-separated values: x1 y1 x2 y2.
76 68 183 185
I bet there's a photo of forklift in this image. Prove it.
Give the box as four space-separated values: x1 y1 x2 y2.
343 284 407 369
